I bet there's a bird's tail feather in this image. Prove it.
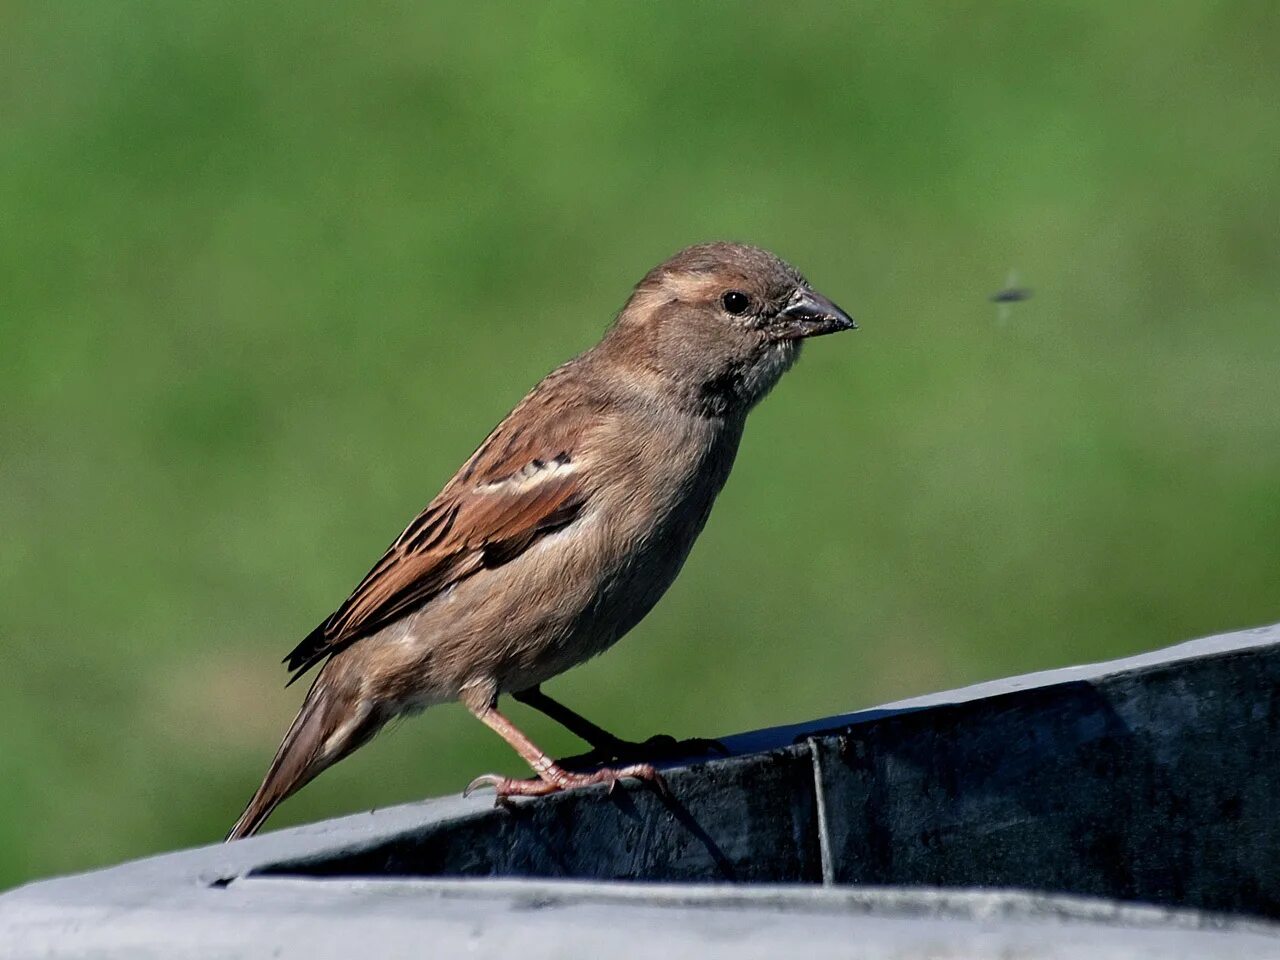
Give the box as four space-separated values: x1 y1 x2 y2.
225 680 374 842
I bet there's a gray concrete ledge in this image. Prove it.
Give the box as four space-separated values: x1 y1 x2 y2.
5 621 1280 958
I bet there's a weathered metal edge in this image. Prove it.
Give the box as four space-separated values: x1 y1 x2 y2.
3 621 1280 960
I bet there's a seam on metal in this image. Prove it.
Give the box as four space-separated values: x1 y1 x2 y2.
807 737 834 886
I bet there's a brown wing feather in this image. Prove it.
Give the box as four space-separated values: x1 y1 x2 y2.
283 370 601 681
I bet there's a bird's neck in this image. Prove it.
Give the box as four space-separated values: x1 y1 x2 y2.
583 345 741 426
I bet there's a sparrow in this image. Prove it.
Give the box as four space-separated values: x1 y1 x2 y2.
227 242 855 840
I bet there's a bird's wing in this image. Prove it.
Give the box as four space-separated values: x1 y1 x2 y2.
283 376 601 682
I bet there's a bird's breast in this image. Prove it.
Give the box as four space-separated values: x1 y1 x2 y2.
386 413 744 698
562 413 744 656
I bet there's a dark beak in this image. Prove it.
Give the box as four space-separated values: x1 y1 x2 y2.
776 289 858 339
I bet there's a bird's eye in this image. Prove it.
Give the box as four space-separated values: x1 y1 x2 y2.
721 291 751 315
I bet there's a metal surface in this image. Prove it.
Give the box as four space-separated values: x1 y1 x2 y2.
4 622 1280 958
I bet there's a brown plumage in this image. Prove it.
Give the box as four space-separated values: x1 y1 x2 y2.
227 242 855 841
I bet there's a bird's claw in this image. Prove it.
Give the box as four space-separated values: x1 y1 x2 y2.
561 734 729 770
464 774 504 798
463 763 665 800
465 774 523 808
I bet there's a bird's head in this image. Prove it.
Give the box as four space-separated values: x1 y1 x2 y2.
604 242 856 415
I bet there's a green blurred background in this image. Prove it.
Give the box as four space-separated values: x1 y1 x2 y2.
2 1 1278 889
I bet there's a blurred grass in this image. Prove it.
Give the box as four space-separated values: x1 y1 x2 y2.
2 0 1278 888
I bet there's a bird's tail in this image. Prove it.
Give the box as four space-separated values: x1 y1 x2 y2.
225 678 377 842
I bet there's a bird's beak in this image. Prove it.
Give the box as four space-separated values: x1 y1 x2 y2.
775 289 858 340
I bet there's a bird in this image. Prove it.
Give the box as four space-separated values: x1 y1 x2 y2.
226 242 856 840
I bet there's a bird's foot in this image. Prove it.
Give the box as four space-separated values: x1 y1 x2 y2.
464 762 666 800
560 734 729 771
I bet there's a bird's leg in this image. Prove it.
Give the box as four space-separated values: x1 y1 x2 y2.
511 684 728 768
463 701 663 799
511 685 631 756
